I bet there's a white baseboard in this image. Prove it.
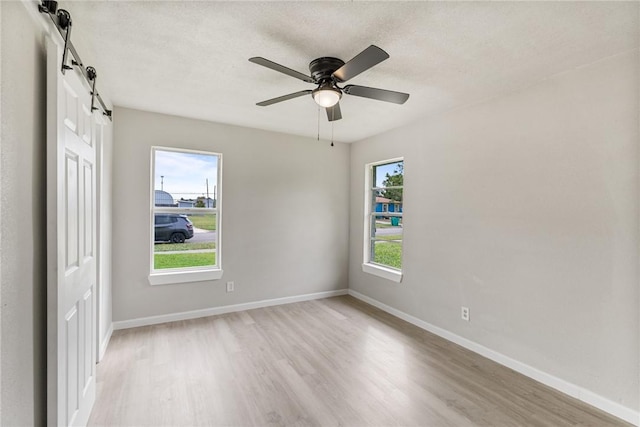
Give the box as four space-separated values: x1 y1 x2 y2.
113 289 349 330
98 323 113 362
348 289 639 426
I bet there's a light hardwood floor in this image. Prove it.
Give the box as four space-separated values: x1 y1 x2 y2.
89 296 631 426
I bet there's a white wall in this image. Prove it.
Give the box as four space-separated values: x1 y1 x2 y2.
112 107 350 322
349 51 639 413
0 2 47 424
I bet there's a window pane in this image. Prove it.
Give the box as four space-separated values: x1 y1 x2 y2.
372 161 402 230
366 159 404 274
152 148 220 274
371 240 402 270
154 150 219 208
373 161 403 189
153 212 217 270
373 161 402 187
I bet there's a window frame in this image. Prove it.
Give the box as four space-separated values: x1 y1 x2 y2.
148 146 223 285
363 157 404 283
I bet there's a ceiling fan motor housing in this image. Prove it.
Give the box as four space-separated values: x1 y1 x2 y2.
309 57 345 84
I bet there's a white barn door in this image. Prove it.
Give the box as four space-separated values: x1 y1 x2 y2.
46 37 98 426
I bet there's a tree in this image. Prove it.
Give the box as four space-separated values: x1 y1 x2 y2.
195 198 205 208
381 163 403 202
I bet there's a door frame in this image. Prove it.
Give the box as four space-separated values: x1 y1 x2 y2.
95 112 112 363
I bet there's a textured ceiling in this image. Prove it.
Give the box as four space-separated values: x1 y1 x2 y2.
65 1 639 143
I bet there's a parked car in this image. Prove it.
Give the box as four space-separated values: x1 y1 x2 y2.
154 214 194 243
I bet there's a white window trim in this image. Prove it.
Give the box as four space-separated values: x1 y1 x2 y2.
362 263 402 283
363 157 404 283
148 146 223 285
149 268 223 286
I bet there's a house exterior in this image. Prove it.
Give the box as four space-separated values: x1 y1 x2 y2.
375 196 402 214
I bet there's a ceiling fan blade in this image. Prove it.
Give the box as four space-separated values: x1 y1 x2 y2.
343 85 409 104
326 103 342 122
332 45 389 82
256 90 312 106
249 57 315 83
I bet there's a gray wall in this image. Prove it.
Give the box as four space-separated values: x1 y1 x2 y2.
112 107 350 322
349 51 639 411
1 1 636 423
0 2 47 425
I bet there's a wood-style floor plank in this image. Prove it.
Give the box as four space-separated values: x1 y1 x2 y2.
88 296 631 426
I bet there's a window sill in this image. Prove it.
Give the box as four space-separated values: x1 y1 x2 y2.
362 263 402 283
148 268 223 286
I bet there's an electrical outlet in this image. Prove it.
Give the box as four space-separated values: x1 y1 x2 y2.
461 306 470 322
226 281 234 292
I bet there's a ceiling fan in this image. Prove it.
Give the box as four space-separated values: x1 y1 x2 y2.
249 45 410 122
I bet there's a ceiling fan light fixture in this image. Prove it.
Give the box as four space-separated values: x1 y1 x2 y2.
312 86 341 108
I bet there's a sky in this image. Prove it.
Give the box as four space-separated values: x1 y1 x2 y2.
154 149 218 200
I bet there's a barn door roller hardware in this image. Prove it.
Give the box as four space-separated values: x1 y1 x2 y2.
38 0 112 120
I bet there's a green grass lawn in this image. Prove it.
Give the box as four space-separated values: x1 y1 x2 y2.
154 252 216 269
373 242 402 269
189 214 217 231
154 242 215 252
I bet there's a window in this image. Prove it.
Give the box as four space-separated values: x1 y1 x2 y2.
363 158 403 282
149 147 222 285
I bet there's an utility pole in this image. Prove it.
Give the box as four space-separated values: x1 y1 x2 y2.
206 179 210 208
160 175 164 191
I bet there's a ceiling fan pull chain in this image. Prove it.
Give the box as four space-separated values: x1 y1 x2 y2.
331 120 334 147
317 106 320 141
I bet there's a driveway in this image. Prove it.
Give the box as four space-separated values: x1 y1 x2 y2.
189 227 217 244
375 227 403 237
